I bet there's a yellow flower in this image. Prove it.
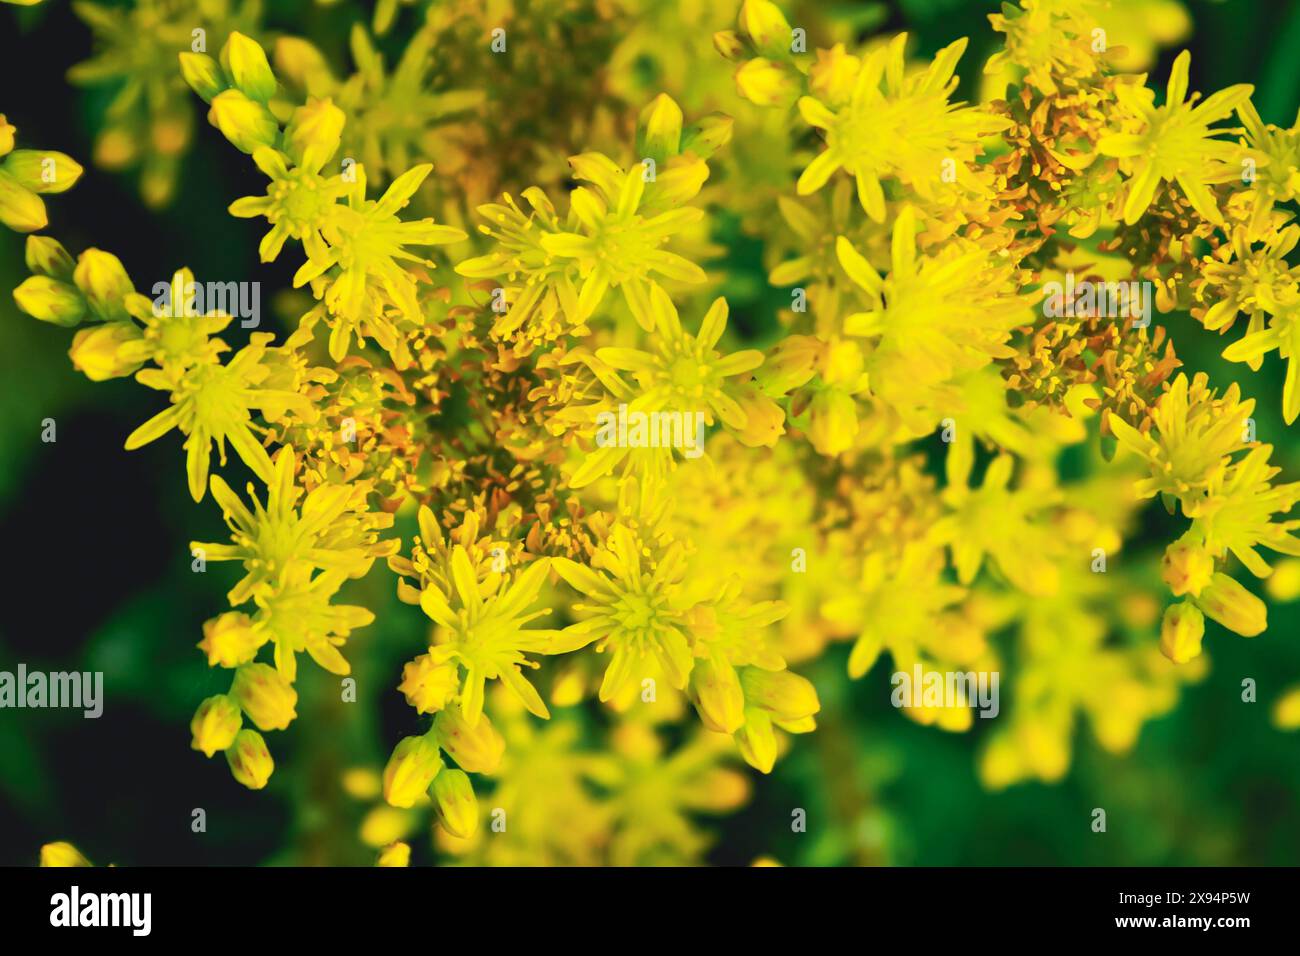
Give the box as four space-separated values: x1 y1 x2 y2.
1107 373 1254 502
125 334 315 501
836 206 1029 421
191 446 395 606
415 547 558 726
796 34 1009 220
553 524 693 701
1097 50 1254 225
536 160 707 329
294 162 466 360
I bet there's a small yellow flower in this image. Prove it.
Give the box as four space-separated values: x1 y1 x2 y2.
1097 50 1254 225
191 694 243 757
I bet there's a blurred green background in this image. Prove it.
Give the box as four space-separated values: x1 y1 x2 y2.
1 0 1298 866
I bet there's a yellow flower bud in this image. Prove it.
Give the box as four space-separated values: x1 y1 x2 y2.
741 667 820 722
713 30 744 61
1272 685 1300 730
1161 539 1215 597
1159 601 1205 664
231 662 298 732
809 45 862 107
431 768 479 839
179 52 227 104
382 734 443 808
190 694 243 757
274 37 335 91
732 382 786 447
691 656 746 734
72 249 133 321
734 58 799 108
39 842 92 867
681 112 734 160
398 652 459 714
637 93 683 160
376 842 411 867
284 98 344 170
197 612 263 668
25 234 75 278
1195 572 1267 637
735 706 778 773
756 334 821 395
433 704 505 774
807 387 858 456
0 115 14 157
208 90 279 155
2 150 84 194
69 322 145 381
221 32 277 103
739 0 794 60
225 729 274 790
13 275 84 326
0 170 47 232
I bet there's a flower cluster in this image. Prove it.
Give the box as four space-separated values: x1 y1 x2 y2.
14 0 1300 863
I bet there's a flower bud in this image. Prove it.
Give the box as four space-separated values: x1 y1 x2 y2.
739 0 794 60
2 150 84 194
72 248 133 321
637 93 683 160
39 842 92 867
376 842 411 867
197 612 263 668
731 382 786 448
284 98 344 170
741 667 820 722
735 707 778 773
225 729 274 790
25 235 75 278
382 734 443 808
691 656 746 734
1196 572 1267 637
713 30 745 61
431 768 478 839
734 58 800 108
756 334 821 395
208 90 279 154
681 113 734 160
190 694 243 757
70 321 145 381
0 170 47 232
274 36 335 92
398 652 459 715
179 52 228 103
1272 686 1300 730
1160 601 1205 664
1161 539 1215 597
0 115 14 156
231 662 298 731
13 275 84 326
434 704 505 773
221 32 277 103
807 387 858 456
